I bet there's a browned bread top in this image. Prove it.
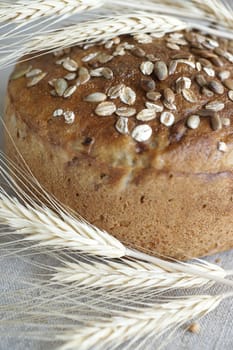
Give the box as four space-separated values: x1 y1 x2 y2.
8 30 233 174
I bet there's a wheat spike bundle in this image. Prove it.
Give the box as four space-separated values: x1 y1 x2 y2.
56 294 228 350
0 0 103 23
52 257 227 292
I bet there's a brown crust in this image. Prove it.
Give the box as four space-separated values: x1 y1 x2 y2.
5 30 233 259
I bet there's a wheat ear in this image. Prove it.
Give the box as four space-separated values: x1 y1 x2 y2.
57 294 228 350
110 0 233 27
52 257 226 291
0 192 126 258
0 0 103 23
0 12 186 69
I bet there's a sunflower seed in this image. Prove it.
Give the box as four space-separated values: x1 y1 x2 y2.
211 56 224 67
77 67 90 85
176 77 191 92
208 80 224 94
10 65 32 80
166 42 180 50
64 111 75 124
82 52 100 62
25 68 42 78
223 79 233 90
140 61 154 75
107 84 125 99
120 86 136 105
90 68 104 77
172 53 192 59
55 57 67 65
63 85 77 98
176 59 196 69
160 112 175 127
203 38 219 49
214 47 226 57
105 40 114 49
48 79 57 87
202 87 214 97
224 52 233 63
182 89 197 103
122 42 134 50
198 109 215 117
146 91 161 101
146 54 159 62
27 72 47 87
131 124 152 142
228 90 233 101
196 74 207 87
145 102 164 112
53 109 64 117
196 62 202 71
218 70 230 81
154 61 168 81
136 109 156 121
113 46 125 56
54 78 68 96
113 37 121 44
203 67 215 77
187 115 200 129
115 117 129 135
134 33 152 44
222 117 231 126
210 113 222 131
83 43 95 50
97 53 114 64
131 47 146 58
168 60 177 75
141 78 156 92
64 73 77 81
102 67 113 80
50 89 57 97
84 92 107 103
164 88 175 104
95 102 116 116
205 101 225 112
218 141 228 152
116 107 136 117
163 100 177 110
63 58 78 72
169 32 184 40
199 58 212 68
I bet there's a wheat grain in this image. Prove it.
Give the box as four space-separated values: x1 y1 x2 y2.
57 294 226 350
0 0 103 23
52 257 226 291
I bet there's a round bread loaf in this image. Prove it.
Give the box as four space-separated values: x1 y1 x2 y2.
4 30 233 260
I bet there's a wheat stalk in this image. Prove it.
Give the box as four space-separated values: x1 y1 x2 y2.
52 257 226 291
0 0 103 23
56 293 228 350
